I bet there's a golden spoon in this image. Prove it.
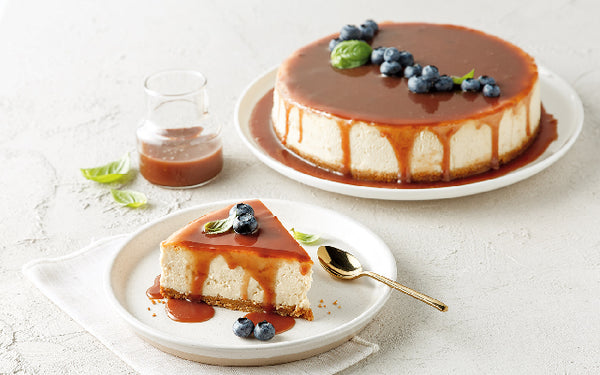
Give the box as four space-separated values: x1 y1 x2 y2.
317 245 448 312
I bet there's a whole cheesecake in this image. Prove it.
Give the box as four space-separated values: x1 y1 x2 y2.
272 23 540 182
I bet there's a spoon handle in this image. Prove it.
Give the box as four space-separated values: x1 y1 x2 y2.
362 271 448 312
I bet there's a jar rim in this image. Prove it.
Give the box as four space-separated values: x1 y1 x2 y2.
144 70 207 98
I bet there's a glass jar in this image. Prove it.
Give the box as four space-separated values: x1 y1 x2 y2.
137 70 223 188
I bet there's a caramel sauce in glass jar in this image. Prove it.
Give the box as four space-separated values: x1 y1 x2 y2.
137 70 223 188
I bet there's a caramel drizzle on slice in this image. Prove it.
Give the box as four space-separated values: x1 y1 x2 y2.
241 272 251 300
191 251 282 312
300 263 311 275
191 252 218 297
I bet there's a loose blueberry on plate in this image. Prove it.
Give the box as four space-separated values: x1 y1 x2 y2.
434 75 454 92
370 47 385 65
233 213 259 235
397 51 414 67
408 76 432 93
340 24 361 41
478 75 496 86
482 83 501 97
329 38 341 52
403 64 422 78
254 320 276 341
383 47 401 62
461 78 482 92
359 24 375 40
380 61 402 76
229 203 254 217
364 19 378 33
232 317 254 338
421 65 440 82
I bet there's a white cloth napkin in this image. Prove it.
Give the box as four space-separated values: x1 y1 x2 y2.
22 235 379 375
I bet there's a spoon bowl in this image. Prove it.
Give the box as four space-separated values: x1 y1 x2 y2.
318 245 448 312
317 245 363 278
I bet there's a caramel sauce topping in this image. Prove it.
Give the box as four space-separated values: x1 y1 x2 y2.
277 23 537 125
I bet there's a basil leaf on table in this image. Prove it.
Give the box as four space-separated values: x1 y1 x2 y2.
110 189 147 208
80 153 130 183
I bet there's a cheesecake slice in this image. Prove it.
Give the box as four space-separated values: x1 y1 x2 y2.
160 199 314 320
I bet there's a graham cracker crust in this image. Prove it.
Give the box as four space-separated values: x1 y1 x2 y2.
160 287 314 321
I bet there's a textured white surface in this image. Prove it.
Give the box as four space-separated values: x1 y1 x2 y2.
1 0 599 374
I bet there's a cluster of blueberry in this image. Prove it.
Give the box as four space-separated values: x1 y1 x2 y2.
461 75 501 97
370 47 501 97
233 317 276 341
329 19 379 52
230 203 258 235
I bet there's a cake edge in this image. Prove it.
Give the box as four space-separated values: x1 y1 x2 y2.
271 78 541 183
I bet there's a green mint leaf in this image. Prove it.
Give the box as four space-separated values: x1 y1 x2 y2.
204 215 234 234
110 189 147 208
81 153 130 183
452 69 475 85
330 40 373 69
291 228 320 245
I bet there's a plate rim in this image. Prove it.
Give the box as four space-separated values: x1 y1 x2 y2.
104 197 395 359
234 65 584 200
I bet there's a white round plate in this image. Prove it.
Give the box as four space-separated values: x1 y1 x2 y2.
106 198 395 366
234 66 583 200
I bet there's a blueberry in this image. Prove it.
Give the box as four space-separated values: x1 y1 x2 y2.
482 83 501 97
403 64 422 78
421 65 440 82
370 47 385 65
478 75 496 86
461 78 482 92
433 75 454 92
380 61 402 76
383 47 400 62
329 38 341 52
229 203 254 217
232 317 254 338
364 19 378 33
359 24 375 40
397 51 414 67
340 24 361 41
254 320 276 341
408 76 432 93
233 213 259 235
